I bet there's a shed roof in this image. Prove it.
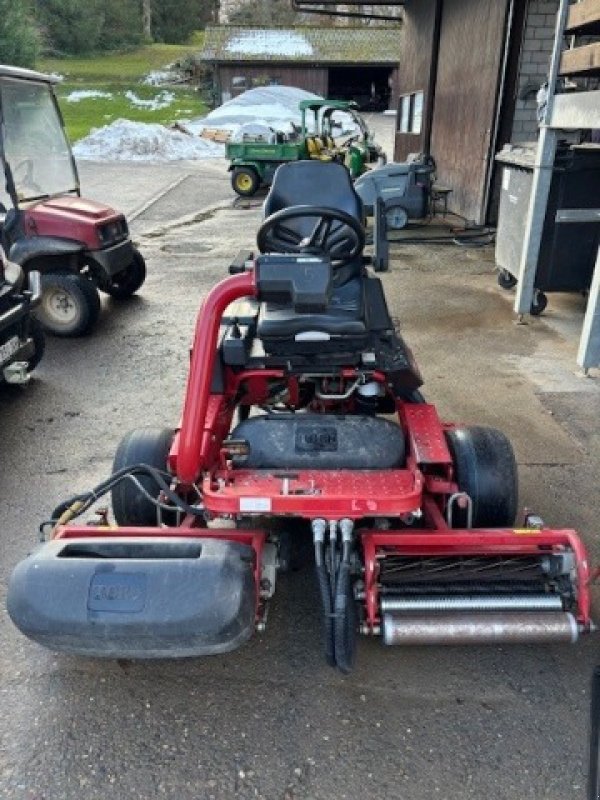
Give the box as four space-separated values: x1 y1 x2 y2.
201 26 401 64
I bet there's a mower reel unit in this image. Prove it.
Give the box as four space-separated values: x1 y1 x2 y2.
7 162 593 671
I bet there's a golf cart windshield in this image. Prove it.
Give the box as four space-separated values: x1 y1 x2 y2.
0 79 78 204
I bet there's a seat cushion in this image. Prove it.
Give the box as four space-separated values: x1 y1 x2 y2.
258 276 366 339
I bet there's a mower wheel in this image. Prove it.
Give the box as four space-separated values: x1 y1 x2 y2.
497 269 517 290
105 249 147 299
231 167 260 197
112 427 176 526
25 316 45 372
36 273 100 337
445 425 518 528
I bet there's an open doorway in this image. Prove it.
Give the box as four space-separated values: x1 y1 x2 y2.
327 66 392 111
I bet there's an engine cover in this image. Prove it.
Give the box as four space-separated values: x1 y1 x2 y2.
230 413 405 470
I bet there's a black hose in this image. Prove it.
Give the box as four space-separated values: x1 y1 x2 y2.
50 463 205 523
315 539 336 667
333 540 356 674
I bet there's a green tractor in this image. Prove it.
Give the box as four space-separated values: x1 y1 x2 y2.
226 99 386 197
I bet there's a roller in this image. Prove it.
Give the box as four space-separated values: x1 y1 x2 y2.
380 594 564 613
382 611 579 646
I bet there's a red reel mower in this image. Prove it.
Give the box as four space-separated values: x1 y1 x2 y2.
7 162 594 672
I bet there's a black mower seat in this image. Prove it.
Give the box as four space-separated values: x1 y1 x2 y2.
258 275 366 339
258 161 369 352
263 161 365 286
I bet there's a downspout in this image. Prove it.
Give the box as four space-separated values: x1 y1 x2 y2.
481 0 517 221
423 0 443 157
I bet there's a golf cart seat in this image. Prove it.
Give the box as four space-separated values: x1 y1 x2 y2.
256 161 369 351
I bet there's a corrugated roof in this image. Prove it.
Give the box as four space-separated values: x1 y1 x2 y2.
201 26 400 64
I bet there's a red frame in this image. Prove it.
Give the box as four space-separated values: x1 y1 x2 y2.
52 271 594 636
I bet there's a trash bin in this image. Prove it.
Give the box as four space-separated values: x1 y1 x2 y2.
495 142 600 311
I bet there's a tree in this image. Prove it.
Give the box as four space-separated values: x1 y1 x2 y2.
151 0 195 43
141 0 152 40
35 0 105 54
102 0 144 50
0 0 38 68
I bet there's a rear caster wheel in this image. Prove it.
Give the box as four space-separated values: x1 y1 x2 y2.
530 290 548 316
105 248 146 299
111 427 176 526
445 425 518 527
36 273 100 337
497 269 517 290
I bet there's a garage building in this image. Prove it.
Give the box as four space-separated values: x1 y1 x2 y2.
201 25 400 110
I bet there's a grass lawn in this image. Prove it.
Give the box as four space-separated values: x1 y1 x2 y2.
37 34 207 142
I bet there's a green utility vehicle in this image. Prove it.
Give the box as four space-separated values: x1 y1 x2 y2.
226 99 385 196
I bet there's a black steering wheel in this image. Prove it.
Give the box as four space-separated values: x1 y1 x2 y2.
257 205 365 262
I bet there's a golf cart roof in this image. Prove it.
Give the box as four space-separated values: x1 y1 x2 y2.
299 99 359 112
0 65 59 85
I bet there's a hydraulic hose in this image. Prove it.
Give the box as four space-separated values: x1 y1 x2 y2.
313 523 335 667
333 539 356 674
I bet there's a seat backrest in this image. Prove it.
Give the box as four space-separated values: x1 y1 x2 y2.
262 161 365 285
305 136 320 157
264 161 363 222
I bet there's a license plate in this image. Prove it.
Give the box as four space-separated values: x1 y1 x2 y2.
0 335 20 367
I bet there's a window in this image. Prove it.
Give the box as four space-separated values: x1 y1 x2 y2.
397 91 424 135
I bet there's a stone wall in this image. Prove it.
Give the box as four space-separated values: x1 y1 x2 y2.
511 0 559 143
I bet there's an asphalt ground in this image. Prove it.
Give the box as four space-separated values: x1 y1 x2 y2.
1 124 600 799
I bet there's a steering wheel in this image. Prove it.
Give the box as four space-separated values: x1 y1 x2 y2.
257 205 365 262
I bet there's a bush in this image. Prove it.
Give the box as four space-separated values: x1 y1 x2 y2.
151 0 196 44
35 0 105 54
101 0 144 50
0 0 38 67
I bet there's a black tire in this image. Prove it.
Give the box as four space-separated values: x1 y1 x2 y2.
497 269 517 290
111 427 176 526
36 273 100 337
530 290 548 316
445 425 518 528
104 248 146 299
231 167 260 197
25 316 45 372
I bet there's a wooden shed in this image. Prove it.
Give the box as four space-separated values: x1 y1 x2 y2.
201 25 401 110
395 0 563 225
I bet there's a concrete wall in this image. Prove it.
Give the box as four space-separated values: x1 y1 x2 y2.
511 0 560 143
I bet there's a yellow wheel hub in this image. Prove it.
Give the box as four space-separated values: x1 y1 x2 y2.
236 173 253 191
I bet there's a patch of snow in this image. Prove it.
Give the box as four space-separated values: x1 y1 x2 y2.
125 90 175 111
185 86 321 136
65 89 113 103
225 30 313 57
73 119 224 162
142 70 175 86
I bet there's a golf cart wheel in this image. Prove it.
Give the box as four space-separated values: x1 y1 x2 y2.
36 273 100 337
530 290 548 316
105 248 146 299
231 167 260 197
445 425 518 528
497 269 517 290
25 316 45 372
111 427 176 526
